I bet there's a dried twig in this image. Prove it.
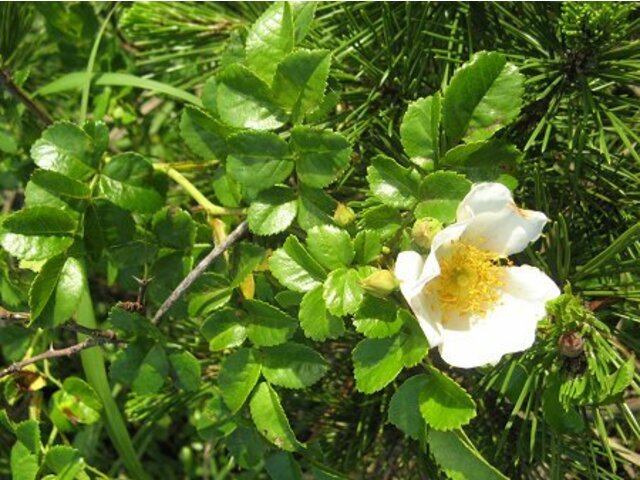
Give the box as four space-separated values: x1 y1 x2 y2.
152 221 248 324
0 307 30 327
0 68 53 126
0 335 119 379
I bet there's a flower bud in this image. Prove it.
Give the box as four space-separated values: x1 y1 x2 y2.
360 269 398 298
411 217 443 250
558 331 584 358
334 203 356 227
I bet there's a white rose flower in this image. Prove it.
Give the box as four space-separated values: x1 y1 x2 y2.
395 182 560 368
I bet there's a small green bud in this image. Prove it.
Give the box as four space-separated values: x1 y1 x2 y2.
334 202 356 227
411 217 443 250
360 269 398 298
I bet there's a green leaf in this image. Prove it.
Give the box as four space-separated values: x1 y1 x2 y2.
273 49 330 123
131 344 169 395
260 342 329 389
427 430 508 480
30 122 96 180
440 140 521 186
227 131 292 190
247 186 297 236
306 225 354 270
443 51 523 146
291 127 351 188
418 367 476 430
299 286 344 341
45 446 83 476
542 374 584 433
245 2 294 82
152 208 195 251
27 170 91 202
400 94 441 168
180 106 231 160
51 377 103 430
323 268 364 317
353 230 382 265
231 243 267 288
414 171 471 224
29 255 83 326
1 207 76 261
291 2 317 43
10 442 38 480
201 309 247 351
297 184 336 231
15 420 40 454
249 382 302 451
265 451 304 480
353 295 402 338
98 153 163 213
269 236 327 292
0 130 17 154
352 335 405 394
245 299 298 347
366 155 419 209
359 205 402 240
217 64 286 130
219 348 262 414
169 351 201 392
388 374 428 440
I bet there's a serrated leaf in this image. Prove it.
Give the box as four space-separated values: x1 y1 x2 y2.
15 420 40 454
245 299 297 347
247 186 297 236
98 153 163 213
201 309 247 351
169 351 201 392
45 446 83 476
291 2 317 43
30 121 96 180
353 295 402 338
414 171 471 224
202 77 219 116
28 170 91 201
306 225 354 270
323 268 364 317
418 367 476 430
50 377 102 431
249 382 302 451
269 235 326 292
359 204 402 240
180 106 231 160
400 94 441 168
440 140 521 185
273 49 330 123
29 255 83 326
131 344 169 395
352 335 405 394
299 286 344 341
227 131 292 190
427 430 508 480
388 374 428 440
152 207 195 251
291 127 351 188
10 442 38 480
3 206 76 235
260 342 329 389
265 451 304 480
353 230 382 265
297 184 336 231
443 51 523 146
231 243 267 288
245 2 294 83
217 64 286 130
367 155 419 209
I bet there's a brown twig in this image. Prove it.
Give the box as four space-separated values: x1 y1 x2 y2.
0 68 53 126
0 335 119 379
152 221 248 324
0 307 30 327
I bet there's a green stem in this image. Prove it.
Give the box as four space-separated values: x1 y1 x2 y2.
154 163 245 216
77 278 148 480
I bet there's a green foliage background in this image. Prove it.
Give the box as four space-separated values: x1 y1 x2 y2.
0 2 639 479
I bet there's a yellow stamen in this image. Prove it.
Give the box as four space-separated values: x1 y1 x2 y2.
425 242 504 322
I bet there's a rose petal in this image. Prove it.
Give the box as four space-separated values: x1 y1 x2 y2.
456 182 515 221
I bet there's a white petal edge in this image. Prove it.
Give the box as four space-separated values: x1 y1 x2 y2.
456 182 515 222
502 265 561 304
461 206 548 257
438 292 543 368
420 221 468 284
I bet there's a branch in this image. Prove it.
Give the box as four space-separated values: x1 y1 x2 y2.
152 220 248 324
0 306 30 327
0 335 120 379
0 68 53 126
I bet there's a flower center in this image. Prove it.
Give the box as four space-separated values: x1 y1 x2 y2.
425 242 505 322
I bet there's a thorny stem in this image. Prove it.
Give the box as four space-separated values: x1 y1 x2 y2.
152 220 248 324
154 163 245 216
0 68 53 126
